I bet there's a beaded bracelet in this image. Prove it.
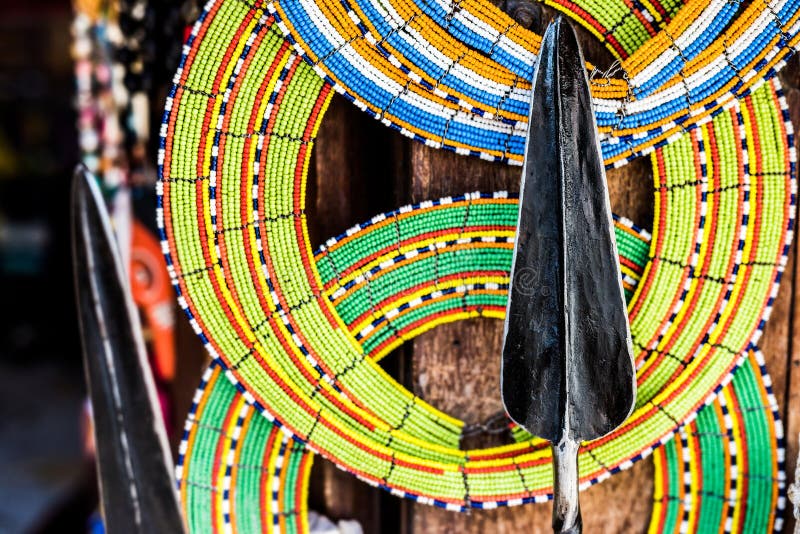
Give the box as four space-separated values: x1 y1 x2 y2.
177 203 784 531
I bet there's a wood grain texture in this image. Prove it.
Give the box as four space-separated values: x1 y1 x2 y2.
779 71 800 534
785 234 800 533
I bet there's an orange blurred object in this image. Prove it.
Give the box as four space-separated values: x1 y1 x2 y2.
130 220 176 381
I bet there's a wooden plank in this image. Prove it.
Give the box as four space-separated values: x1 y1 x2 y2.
755 164 794 531
784 239 799 532
307 97 382 530
171 308 210 449
767 235 797 532
752 215 794 532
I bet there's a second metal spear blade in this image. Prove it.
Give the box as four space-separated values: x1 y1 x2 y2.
500 18 636 533
72 166 186 534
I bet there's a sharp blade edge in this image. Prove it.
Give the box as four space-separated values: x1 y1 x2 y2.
500 19 636 443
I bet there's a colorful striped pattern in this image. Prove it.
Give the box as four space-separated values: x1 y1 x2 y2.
179 199 785 531
158 0 795 509
178 363 312 534
159 0 794 509
649 349 786 534
268 0 800 166
314 195 649 361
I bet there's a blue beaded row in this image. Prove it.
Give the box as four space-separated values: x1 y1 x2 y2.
270 0 800 166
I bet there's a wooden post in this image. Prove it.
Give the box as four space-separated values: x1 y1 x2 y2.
307 97 408 532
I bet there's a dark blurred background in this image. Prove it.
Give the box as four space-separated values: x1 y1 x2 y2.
0 2 88 533
0 2 196 532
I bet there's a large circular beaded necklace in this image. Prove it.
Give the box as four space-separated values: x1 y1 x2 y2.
268 0 800 165
159 0 795 527
176 199 785 532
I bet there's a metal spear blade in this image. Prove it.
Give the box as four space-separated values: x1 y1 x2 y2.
71 165 186 534
500 18 636 533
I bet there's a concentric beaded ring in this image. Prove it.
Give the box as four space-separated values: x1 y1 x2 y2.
177 200 785 531
268 0 800 165
159 0 794 509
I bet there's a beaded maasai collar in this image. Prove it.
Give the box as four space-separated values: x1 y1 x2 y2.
159 0 794 508
649 349 786 533
159 0 794 524
176 200 785 531
268 0 800 166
